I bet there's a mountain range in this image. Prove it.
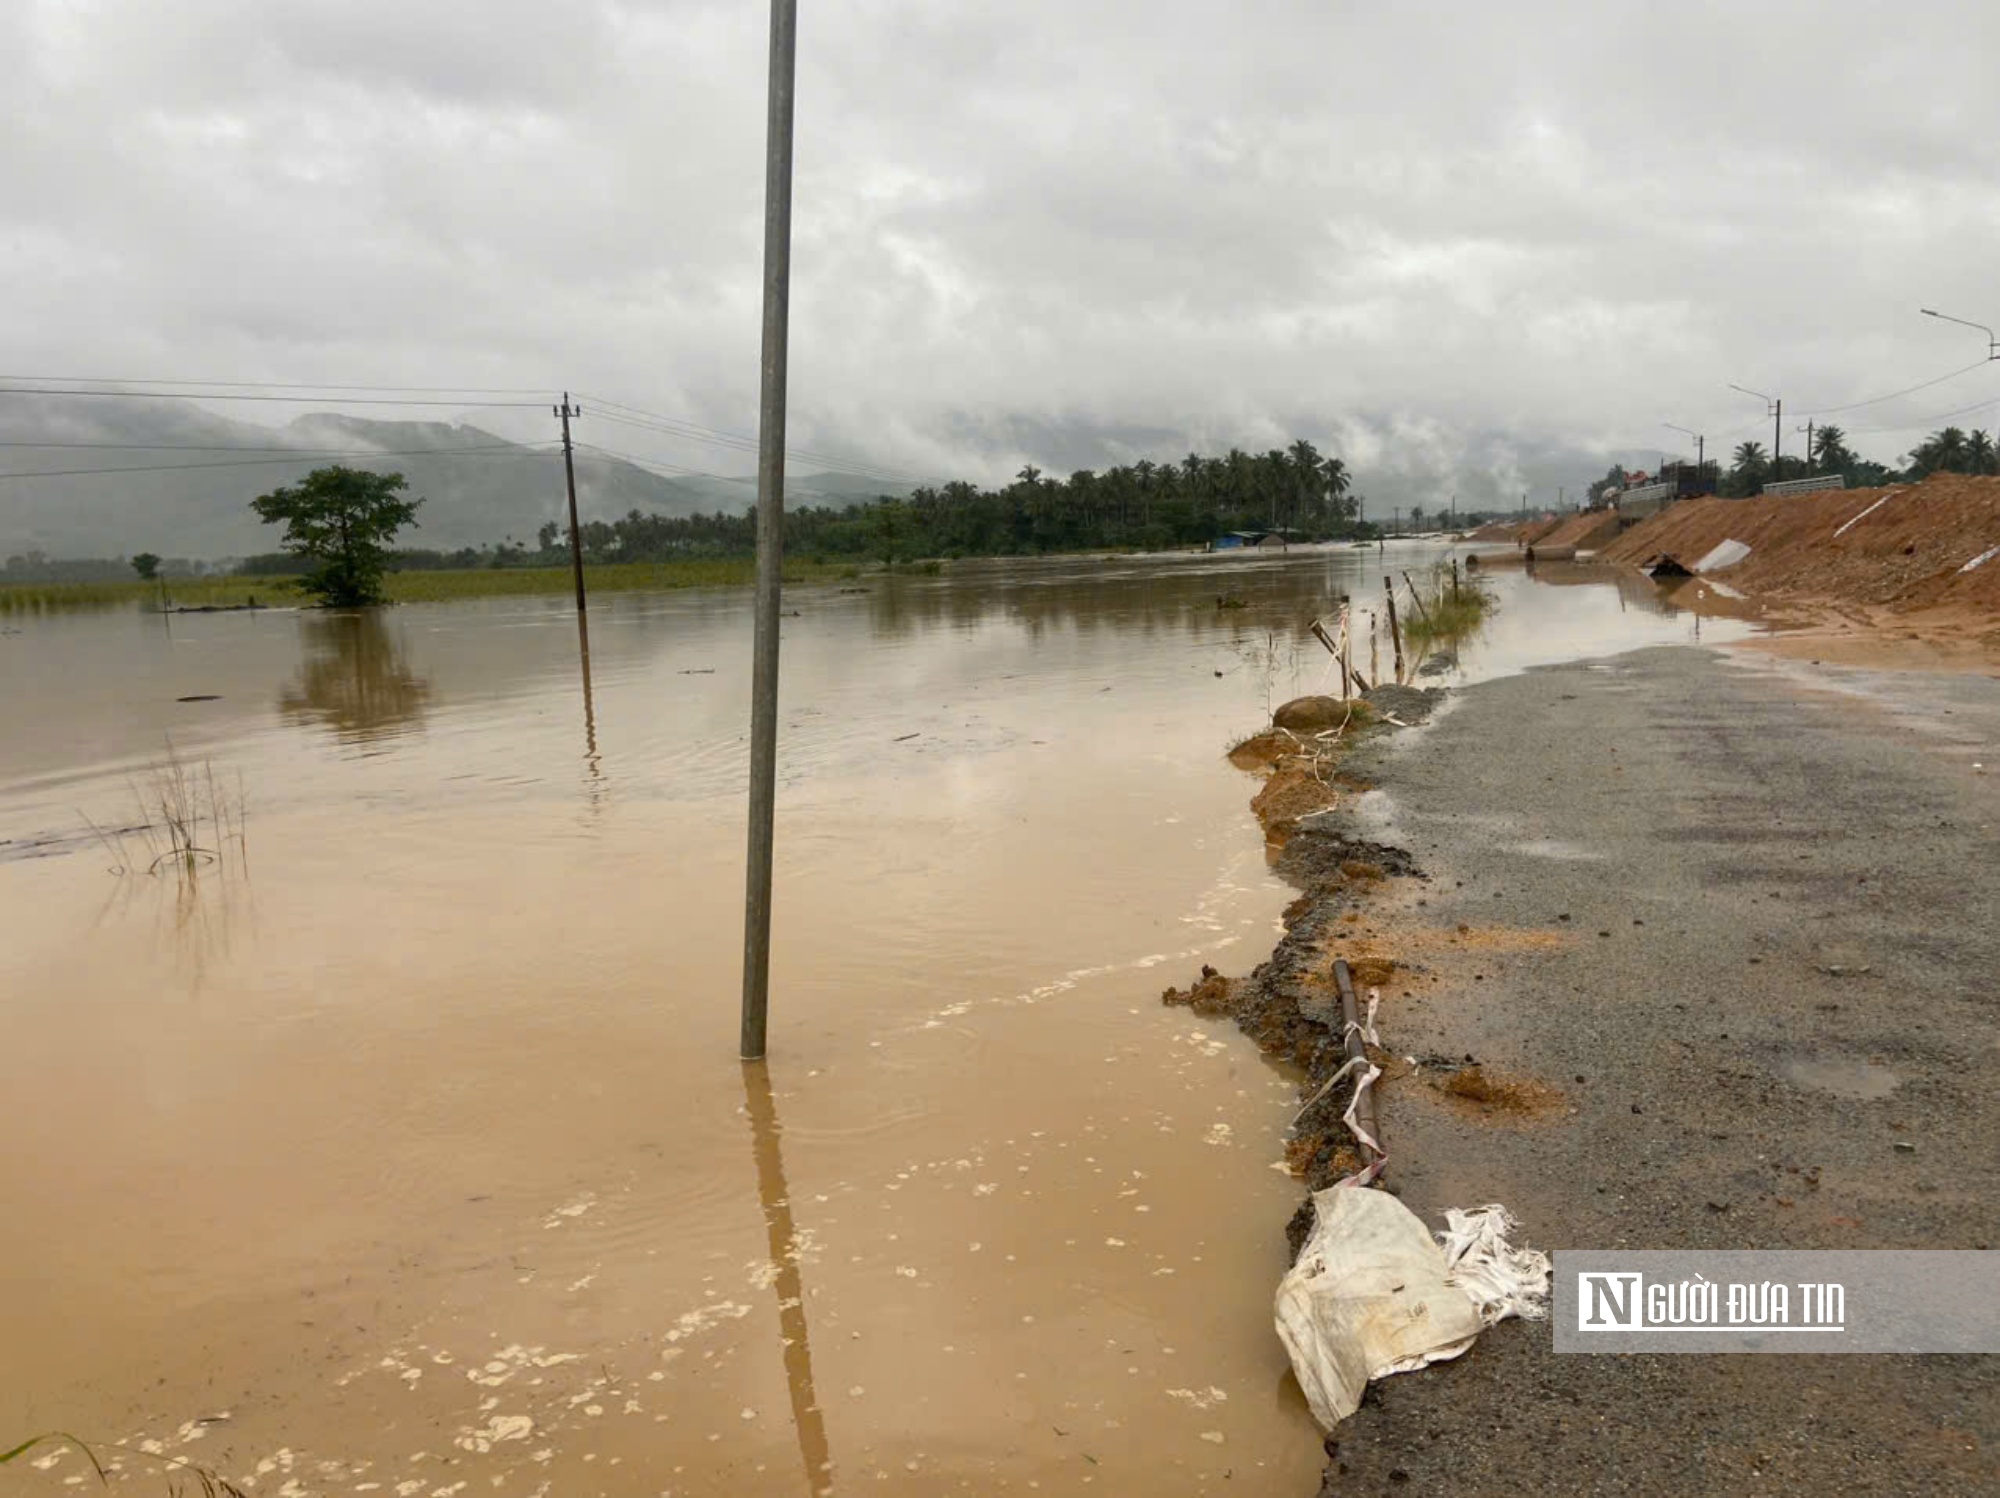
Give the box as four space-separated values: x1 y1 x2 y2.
0 397 909 561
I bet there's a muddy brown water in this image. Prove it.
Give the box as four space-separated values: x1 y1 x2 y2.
0 549 1749 1496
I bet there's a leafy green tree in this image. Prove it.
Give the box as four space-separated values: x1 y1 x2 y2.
1586 463 1627 505
130 552 161 580
251 465 423 607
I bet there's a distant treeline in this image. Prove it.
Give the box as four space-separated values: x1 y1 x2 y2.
2 551 213 584
525 440 1380 567
1589 422 2000 504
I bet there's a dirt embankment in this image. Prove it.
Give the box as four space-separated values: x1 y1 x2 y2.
1165 686 1567 1260
1532 509 1624 552
1599 473 2000 661
1467 510 1624 562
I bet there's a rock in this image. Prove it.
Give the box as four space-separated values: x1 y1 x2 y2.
1272 695 1350 733
1893 1141 1917 1154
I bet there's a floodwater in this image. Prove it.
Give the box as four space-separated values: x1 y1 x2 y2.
0 546 1748 1497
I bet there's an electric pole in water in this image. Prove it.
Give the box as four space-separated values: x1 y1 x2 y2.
556 393 586 612
740 0 799 1062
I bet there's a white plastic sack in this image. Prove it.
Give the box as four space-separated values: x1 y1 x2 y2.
1692 538 1751 573
1274 1188 1550 1429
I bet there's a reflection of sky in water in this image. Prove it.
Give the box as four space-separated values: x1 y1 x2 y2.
0 543 1754 830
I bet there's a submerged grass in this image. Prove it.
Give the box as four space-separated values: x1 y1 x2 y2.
83 741 248 887
0 559 867 614
4 1430 249 1496
1401 560 1493 648
0 576 288 614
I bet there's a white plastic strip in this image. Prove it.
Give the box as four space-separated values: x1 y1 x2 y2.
1833 488 1900 539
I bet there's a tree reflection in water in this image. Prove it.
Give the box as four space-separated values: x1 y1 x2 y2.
279 611 433 745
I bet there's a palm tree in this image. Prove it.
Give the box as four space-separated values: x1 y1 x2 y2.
1321 456 1351 521
1285 439 1323 530
1812 424 1854 471
1967 429 1996 475
1223 448 1251 519
1728 441 1769 498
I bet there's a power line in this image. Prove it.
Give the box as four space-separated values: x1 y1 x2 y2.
571 440 862 501
1792 357 1994 417
0 375 557 395
1844 392 2000 437
0 386 547 408
0 374 934 484
575 393 938 486
0 439 524 454
0 443 552 482
584 404 927 486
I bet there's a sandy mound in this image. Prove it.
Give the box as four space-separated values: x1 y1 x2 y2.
1599 474 2000 628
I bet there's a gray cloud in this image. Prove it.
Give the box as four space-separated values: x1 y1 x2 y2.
5 0 1999 520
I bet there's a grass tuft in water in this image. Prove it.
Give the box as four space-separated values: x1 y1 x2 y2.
1401 561 1493 649
4 1430 250 1496
83 741 248 888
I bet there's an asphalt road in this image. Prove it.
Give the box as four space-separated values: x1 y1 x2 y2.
1320 645 1999 1496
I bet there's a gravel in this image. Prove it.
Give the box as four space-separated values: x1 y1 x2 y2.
1312 644 2000 1496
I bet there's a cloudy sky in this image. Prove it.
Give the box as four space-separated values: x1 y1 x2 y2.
6 0 1999 510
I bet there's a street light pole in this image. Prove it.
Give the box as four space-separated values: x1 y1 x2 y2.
1729 384 1780 484
1664 422 1704 472
1920 308 2000 361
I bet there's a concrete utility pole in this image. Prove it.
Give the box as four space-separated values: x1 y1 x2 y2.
740 0 799 1063
1799 420 1815 473
556 394 586 611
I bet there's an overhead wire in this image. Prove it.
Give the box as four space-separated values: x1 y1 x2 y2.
574 393 940 487
571 440 867 502
1792 357 1994 417
0 386 547 408
0 377 932 487
0 442 554 482
0 375 558 396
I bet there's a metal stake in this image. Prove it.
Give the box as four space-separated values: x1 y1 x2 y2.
740 0 799 1061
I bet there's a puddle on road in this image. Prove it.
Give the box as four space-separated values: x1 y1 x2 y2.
1783 1057 1901 1099
1505 838 1605 862
0 547 1750 1495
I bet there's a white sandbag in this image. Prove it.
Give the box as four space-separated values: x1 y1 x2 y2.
1692 538 1751 573
1274 1188 1549 1429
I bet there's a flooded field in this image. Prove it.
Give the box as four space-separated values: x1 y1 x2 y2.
0 546 1748 1496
